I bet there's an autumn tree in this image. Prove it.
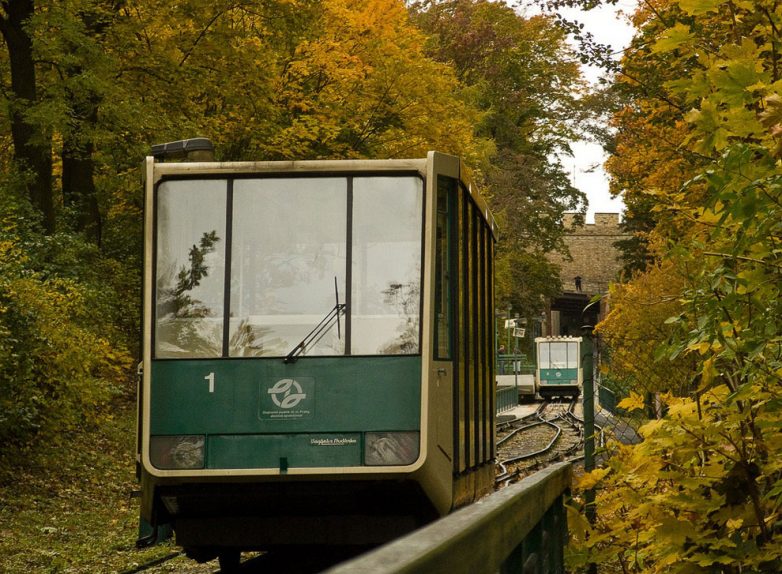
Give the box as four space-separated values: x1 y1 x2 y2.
0 0 54 233
411 0 587 315
103 0 486 163
571 0 782 570
0 0 498 452
595 257 697 399
261 0 488 160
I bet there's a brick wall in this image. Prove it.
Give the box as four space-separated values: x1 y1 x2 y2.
548 213 630 295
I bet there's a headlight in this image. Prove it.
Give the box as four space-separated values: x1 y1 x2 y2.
364 432 419 466
150 435 205 470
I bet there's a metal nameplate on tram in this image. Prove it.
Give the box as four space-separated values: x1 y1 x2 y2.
259 377 315 420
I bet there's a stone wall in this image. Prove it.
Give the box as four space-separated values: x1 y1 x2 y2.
548 213 630 295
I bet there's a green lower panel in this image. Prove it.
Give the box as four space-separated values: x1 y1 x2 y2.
150 356 421 435
540 368 578 385
208 433 362 469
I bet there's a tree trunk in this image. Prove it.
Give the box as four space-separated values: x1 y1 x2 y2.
59 0 122 245
0 0 55 234
62 91 102 245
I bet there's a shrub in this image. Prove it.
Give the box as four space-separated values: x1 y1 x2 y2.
0 215 132 450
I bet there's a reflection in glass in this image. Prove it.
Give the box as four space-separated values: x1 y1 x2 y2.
154 174 424 359
229 178 347 357
155 180 227 358
549 343 568 369
567 342 579 368
351 177 423 355
539 342 550 369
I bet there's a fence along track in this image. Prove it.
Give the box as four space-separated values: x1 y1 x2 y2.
324 462 571 574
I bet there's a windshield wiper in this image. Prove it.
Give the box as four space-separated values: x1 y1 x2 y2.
284 278 346 364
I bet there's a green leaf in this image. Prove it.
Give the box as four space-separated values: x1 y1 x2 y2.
652 23 694 54
679 0 727 15
686 101 733 152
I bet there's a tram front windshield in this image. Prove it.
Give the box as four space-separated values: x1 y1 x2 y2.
154 175 423 359
538 341 579 369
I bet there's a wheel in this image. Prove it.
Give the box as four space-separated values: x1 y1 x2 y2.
218 550 241 572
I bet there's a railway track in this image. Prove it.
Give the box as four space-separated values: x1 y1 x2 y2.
495 399 586 485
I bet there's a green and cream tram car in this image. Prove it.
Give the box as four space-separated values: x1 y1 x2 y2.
136 139 497 568
534 336 582 399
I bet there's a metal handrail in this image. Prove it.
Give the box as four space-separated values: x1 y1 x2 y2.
496 386 517 413
496 353 534 375
323 462 572 574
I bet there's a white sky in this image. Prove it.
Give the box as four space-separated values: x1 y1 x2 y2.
518 0 638 223
562 1 637 222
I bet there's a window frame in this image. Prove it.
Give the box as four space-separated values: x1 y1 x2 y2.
152 172 426 360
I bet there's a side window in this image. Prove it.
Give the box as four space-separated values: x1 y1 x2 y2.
434 175 455 360
155 180 227 358
351 177 423 355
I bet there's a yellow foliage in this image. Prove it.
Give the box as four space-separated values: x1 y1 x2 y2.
596 258 697 397
577 467 611 490
617 392 646 412
0 229 133 445
578 0 782 570
265 0 489 162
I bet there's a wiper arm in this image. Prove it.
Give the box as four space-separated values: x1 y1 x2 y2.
283 303 346 363
284 278 346 364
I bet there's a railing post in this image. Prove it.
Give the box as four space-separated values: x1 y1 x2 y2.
582 327 597 574
499 490 568 574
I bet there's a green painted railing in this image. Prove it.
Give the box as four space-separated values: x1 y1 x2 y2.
324 462 572 574
496 385 517 414
598 384 618 415
496 353 534 375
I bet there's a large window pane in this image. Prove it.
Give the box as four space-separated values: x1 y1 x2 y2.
155 180 227 358
351 177 423 355
550 342 568 368
539 342 550 369
567 342 579 368
229 178 347 357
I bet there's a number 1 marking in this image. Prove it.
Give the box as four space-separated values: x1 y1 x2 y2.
205 372 215 393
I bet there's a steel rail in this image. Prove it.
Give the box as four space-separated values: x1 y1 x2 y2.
495 401 546 433
499 421 562 465
497 420 555 447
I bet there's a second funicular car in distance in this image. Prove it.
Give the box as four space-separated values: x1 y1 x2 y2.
534 336 582 399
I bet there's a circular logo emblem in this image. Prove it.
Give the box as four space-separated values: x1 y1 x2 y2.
268 379 307 409
555 371 562 378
